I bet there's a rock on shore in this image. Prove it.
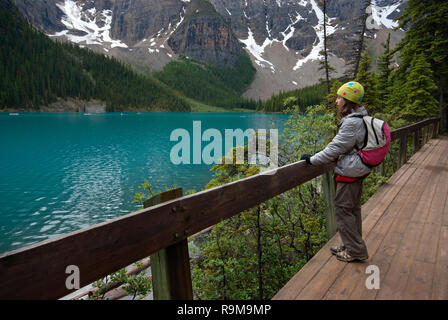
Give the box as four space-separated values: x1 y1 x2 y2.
41 98 106 113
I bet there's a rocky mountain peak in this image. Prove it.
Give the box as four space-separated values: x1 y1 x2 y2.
12 0 407 100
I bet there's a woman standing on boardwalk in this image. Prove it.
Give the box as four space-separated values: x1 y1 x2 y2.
301 81 370 262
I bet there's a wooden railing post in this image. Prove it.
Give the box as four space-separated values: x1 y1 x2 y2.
412 130 417 155
414 128 421 153
143 188 193 300
423 125 428 144
377 161 385 177
398 134 408 168
433 120 439 138
322 171 337 238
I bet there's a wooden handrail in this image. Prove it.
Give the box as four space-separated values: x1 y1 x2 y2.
390 117 439 169
390 117 439 140
0 117 440 300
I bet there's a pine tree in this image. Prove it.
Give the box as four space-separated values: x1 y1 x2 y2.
395 0 448 130
377 33 393 111
353 0 371 79
430 29 448 131
318 0 335 95
401 53 439 122
324 79 342 119
344 0 372 79
355 51 379 113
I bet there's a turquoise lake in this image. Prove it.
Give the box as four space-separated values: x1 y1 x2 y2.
0 112 290 254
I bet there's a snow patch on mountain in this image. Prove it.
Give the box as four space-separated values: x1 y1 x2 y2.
367 0 401 29
50 0 128 48
168 6 186 38
280 11 305 50
238 5 308 72
293 0 336 70
239 28 276 73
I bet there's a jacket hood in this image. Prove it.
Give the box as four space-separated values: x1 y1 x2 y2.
347 106 368 118
337 106 368 128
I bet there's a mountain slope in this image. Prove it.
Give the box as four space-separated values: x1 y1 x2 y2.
0 0 190 112
154 55 258 109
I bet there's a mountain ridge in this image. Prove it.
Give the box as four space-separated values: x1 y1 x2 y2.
12 0 407 100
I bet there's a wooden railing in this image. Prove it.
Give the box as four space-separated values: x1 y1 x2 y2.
0 117 440 300
391 117 440 168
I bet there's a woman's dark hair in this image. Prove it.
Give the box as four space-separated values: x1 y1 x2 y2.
340 98 360 117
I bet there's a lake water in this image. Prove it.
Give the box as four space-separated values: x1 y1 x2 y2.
0 112 290 254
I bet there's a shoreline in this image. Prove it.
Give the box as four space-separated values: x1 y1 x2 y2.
1 107 261 114
1 98 260 114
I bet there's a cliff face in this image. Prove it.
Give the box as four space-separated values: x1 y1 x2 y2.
109 0 184 46
168 0 245 67
12 0 65 33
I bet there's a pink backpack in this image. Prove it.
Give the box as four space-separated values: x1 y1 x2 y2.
354 115 391 168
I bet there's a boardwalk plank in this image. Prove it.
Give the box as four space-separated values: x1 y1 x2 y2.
402 260 435 300
432 226 448 299
271 238 339 299
295 253 351 299
415 224 443 264
415 141 448 264
373 221 425 299
373 141 447 300
443 178 448 227
323 218 395 300
360 140 437 219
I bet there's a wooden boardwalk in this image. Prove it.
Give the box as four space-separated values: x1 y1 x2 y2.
274 136 448 300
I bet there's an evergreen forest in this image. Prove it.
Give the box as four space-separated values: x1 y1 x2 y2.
153 56 260 110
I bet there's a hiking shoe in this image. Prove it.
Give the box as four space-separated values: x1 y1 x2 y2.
330 245 345 255
336 249 368 262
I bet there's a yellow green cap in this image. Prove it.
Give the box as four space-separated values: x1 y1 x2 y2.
337 81 364 104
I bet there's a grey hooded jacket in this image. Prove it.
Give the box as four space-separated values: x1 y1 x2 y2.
310 106 371 178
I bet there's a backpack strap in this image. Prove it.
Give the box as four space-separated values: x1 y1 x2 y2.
349 115 368 150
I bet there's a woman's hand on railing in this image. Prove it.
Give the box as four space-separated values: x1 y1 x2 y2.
300 154 312 165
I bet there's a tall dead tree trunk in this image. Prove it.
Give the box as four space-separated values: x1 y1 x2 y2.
353 0 372 79
322 0 330 94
